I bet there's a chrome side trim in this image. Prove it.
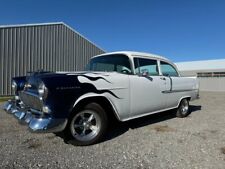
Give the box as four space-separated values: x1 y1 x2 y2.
162 89 197 93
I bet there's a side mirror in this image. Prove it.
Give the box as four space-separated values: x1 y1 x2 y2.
139 71 153 81
140 69 149 76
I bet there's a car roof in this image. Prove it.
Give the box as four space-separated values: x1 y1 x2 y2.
92 51 170 61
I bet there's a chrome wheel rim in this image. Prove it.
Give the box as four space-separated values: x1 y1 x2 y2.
70 110 101 142
181 100 189 115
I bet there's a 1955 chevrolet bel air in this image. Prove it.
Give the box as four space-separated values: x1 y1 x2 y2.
3 51 199 145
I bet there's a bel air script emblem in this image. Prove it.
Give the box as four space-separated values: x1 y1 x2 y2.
56 86 81 90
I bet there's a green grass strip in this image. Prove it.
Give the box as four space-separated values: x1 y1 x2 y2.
0 97 12 103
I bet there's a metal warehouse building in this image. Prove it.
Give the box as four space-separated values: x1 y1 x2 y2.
0 22 104 96
176 59 225 91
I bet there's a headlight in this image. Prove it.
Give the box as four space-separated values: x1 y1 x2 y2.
38 82 48 99
12 80 17 92
42 105 51 114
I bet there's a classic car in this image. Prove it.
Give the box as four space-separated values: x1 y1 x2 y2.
3 51 199 145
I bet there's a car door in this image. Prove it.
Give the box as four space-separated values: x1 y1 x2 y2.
160 61 182 108
129 57 167 118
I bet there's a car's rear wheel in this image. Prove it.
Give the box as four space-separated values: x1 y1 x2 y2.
67 103 108 146
176 98 190 118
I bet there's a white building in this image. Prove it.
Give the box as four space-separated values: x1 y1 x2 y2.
175 59 225 91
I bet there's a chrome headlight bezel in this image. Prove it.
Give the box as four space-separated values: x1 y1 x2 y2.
38 82 48 99
12 80 17 92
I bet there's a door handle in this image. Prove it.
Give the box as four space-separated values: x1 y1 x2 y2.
160 77 166 80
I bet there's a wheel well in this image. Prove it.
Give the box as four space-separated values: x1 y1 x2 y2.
186 97 191 101
178 97 191 106
70 96 119 121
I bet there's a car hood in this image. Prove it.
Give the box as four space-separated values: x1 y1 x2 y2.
26 71 129 92
32 71 119 78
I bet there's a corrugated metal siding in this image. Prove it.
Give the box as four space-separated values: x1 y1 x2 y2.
0 23 104 96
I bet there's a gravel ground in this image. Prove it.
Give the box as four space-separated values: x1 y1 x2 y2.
0 92 225 169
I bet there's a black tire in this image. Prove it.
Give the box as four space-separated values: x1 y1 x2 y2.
65 102 108 146
176 98 190 118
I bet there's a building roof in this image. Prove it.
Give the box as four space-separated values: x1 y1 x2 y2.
0 22 104 52
175 59 225 71
0 22 64 28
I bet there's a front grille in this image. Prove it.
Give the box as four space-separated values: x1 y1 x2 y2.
19 91 43 110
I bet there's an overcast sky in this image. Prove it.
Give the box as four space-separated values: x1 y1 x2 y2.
1 0 225 62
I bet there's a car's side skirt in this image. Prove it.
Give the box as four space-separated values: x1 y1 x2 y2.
121 106 178 122
122 95 192 122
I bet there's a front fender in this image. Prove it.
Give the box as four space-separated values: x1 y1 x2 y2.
73 93 121 121
39 72 129 120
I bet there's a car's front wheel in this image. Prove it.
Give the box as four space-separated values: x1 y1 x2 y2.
67 103 108 146
176 98 190 118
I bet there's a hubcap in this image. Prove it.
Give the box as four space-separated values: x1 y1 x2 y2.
181 100 189 114
70 110 101 142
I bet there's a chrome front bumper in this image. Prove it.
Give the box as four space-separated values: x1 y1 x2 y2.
3 100 67 133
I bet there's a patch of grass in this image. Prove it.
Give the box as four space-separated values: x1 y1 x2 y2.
22 138 42 149
0 96 12 103
47 135 55 140
22 138 33 144
221 147 225 155
177 139 183 143
153 125 175 132
52 140 58 145
28 142 42 149
193 132 207 140
209 130 218 134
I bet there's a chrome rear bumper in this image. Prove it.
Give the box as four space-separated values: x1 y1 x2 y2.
3 100 67 133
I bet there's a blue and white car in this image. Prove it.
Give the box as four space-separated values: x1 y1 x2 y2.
3 51 199 145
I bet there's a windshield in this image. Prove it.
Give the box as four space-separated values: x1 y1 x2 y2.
86 54 132 74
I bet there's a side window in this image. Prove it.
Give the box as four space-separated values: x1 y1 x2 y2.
134 58 159 76
160 61 179 77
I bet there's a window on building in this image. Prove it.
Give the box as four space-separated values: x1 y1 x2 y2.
197 72 225 77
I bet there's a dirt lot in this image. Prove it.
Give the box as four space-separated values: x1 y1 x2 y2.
0 92 225 169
